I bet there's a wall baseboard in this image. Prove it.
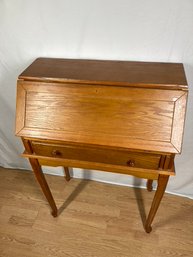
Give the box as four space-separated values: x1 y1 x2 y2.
42 166 193 200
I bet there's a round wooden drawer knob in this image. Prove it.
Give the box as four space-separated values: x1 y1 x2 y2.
52 149 61 157
127 160 135 167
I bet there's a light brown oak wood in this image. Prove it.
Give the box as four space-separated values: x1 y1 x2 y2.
64 167 71 181
15 58 188 233
0 168 193 257
31 141 161 169
19 58 188 89
16 80 187 153
145 174 169 233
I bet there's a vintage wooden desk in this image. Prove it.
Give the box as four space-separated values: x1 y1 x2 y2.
15 58 188 233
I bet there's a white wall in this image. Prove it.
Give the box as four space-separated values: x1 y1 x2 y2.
0 0 193 198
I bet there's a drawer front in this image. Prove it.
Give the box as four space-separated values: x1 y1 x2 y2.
31 142 161 170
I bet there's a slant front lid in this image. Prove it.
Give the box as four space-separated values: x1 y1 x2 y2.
19 58 188 90
16 79 188 154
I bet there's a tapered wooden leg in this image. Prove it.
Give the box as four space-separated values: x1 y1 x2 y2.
145 174 169 233
29 158 58 217
147 179 153 192
64 167 71 181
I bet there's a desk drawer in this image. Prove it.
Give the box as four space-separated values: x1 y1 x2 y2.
31 142 161 170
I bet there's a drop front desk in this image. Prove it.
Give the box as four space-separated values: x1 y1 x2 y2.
15 58 188 233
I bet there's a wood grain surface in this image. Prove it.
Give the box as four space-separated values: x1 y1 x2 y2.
0 168 193 257
16 80 188 153
15 58 188 233
31 141 161 169
19 58 188 90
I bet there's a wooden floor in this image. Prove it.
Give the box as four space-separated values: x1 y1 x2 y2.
0 167 193 257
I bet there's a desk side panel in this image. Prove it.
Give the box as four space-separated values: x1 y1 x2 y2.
15 81 26 135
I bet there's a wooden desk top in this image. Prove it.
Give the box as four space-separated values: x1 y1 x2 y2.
16 58 188 154
19 58 188 90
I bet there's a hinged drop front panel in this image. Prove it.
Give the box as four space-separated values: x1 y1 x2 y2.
16 80 187 153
